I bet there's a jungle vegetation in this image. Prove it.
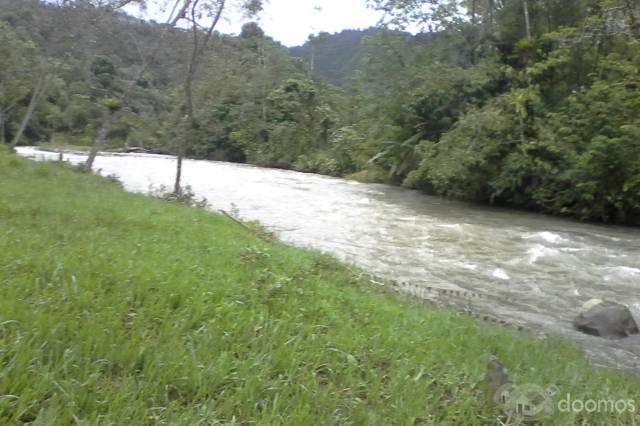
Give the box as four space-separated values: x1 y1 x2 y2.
2 0 640 224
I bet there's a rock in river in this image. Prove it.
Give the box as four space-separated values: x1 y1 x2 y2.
573 301 639 339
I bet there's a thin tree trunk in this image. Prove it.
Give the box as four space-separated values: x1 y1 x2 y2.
8 76 48 152
260 42 268 122
624 0 640 40
173 0 226 195
518 115 526 144
174 17 198 194
176 40 197 194
544 0 552 32
592 5 606 76
174 153 183 194
85 109 116 171
471 0 478 25
488 0 495 31
0 97 22 148
0 111 5 146
310 43 315 75
523 0 532 39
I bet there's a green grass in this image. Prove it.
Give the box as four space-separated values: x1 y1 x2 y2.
0 153 639 425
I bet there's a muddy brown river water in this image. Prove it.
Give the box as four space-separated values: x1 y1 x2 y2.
17 147 640 371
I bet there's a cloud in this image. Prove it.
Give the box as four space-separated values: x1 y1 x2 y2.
125 0 384 47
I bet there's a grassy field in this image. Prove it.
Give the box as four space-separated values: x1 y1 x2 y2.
1 152 639 425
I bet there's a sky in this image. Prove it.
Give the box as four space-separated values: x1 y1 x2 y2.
125 0 386 47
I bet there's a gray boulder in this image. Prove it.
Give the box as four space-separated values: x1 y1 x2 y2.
573 301 639 339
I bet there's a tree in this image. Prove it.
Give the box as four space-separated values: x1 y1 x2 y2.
164 0 262 194
84 56 122 170
80 0 153 169
366 0 463 30
240 21 265 39
84 98 123 169
0 23 38 147
0 17 54 152
8 74 51 152
522 0 532 39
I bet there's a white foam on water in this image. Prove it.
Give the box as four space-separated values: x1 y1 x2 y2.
438 223 463 230
492 268 510 280
581 298 603 311
459 263 478 271
629 303 640 324
602 266 640 276
527 245 560 264
524 231 564 244
618 266 640 275
527 283 542 294
560 247 586 253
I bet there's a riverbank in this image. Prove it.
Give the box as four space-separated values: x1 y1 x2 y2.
36 142 640 227
1 152 639 424
34 143 165 156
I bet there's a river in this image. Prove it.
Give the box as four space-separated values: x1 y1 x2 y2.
16 147 640 371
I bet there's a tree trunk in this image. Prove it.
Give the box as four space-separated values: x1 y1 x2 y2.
85 109 116 171
0 111 5 146
260 42 268 122
488 0 495 31
523 0 532 39
173 0 226 195
8 76 48 152
471 0 478 25
310 43 315 75
518 115 526 144
174 153 183 194
624 0 640 40
544 0 553 32
177 57 196 195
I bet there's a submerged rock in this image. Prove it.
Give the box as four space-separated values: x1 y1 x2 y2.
573 301 639 339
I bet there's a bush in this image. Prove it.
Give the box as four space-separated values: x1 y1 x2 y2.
149 184 209 209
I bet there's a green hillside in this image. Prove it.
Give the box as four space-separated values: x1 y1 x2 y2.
289 29 378 85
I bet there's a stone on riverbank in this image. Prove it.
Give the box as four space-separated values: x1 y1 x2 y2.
573 301 639 339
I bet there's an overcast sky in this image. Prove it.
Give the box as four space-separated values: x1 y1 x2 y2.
125 0 385 47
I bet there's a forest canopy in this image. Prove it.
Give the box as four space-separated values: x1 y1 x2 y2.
2 0 640 224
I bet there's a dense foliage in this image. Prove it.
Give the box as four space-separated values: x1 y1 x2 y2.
0 0 340 172
357 0 640 224
2 0 640 224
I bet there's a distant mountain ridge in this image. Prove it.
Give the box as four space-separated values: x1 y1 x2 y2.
289 28 378 86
